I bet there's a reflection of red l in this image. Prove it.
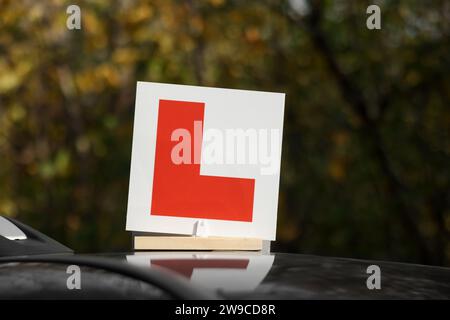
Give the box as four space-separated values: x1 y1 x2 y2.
151 99 255 222
152 259 250 278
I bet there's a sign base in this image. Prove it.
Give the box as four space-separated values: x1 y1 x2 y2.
133 235 263 251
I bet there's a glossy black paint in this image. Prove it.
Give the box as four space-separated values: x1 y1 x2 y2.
1 252 448 299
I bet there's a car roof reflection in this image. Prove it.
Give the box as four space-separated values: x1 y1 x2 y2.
126 252 274 292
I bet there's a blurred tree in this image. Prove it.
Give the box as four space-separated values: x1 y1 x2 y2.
0 0 448 265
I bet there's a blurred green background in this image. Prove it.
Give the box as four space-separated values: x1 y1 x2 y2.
0 0 449 266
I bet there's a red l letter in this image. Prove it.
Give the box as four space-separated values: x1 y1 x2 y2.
151 99 255 222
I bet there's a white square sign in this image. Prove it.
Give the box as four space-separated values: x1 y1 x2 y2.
126 82 285 240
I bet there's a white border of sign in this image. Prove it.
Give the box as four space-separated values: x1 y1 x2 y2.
126 82 285 240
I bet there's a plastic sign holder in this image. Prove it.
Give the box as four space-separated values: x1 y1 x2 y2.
133 220 264 251
133 235 264 251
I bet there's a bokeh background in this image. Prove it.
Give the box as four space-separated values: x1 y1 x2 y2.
0 0 449 266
